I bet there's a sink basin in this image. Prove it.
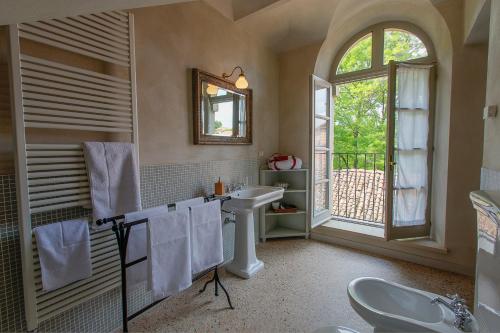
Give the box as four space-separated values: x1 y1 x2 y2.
224 186 284 211
223 186 284 279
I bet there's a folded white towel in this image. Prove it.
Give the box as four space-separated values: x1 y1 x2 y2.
190 200 224 274
175 197 205 211
34 219 92 292
83 142 142 227
124 206 169 289
147 210 192 301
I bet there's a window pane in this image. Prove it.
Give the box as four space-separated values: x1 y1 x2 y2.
334 77 388 162
383 29 428 65
315 151 328 181
314 86 329 116
314 182 329 213
315 117 328 147
337 33 372 74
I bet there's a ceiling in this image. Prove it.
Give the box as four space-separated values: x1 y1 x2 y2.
204 0 339 53
1 0 476 54
0 0 193 25
0 0 334 53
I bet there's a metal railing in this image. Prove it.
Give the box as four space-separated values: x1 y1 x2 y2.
332 153 386 225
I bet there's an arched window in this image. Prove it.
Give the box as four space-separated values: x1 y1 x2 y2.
326 22 436 239
333 22 434 80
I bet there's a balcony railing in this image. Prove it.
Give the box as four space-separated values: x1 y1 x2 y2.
332 153 386 225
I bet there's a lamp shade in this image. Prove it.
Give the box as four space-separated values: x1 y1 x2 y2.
235 74 249 89
206 83 219 96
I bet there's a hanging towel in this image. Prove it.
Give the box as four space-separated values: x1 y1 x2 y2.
124 205 169 289
147 210 192 301
175 197 205 273
33 218 92 292
175 197 205 211
83 142 142 227
190 200 224 274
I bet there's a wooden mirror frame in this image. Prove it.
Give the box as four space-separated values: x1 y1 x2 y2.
192 68 252 145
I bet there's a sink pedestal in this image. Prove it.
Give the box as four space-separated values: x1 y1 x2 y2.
222 186 284 279
225 210 264 279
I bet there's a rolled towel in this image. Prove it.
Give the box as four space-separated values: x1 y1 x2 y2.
34 218 92 292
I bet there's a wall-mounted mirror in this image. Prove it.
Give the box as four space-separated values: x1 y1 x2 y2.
193 69 252 144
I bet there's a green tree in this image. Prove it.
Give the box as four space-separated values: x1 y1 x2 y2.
334 30 427 171
214 120 223 130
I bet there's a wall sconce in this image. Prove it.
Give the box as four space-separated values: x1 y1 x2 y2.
222 66 249 89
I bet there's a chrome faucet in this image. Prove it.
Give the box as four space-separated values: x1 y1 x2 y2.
226 179 247 193
226 183 244 193
431 294 472 331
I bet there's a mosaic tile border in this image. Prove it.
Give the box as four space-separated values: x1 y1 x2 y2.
0 159 258 332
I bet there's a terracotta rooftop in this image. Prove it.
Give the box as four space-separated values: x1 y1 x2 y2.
332 169 386 224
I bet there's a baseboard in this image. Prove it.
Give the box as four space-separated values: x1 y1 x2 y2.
311 232 474 276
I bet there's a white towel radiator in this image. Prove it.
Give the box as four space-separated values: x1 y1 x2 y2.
8 10 139 330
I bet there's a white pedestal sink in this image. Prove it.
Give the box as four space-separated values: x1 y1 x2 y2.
223 186 284 279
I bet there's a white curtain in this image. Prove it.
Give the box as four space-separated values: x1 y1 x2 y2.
393 66 430 227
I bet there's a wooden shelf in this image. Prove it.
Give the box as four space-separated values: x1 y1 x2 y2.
265 210 306 216
265 226 307 238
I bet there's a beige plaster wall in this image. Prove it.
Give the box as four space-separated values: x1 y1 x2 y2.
0 2 280 171
483 0 500 171
279 0 487 274
464 0 487 40
278 42 322 167
132 1 279 165
435 0 487 271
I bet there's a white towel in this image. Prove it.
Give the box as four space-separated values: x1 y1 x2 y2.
83 142 142 227
175 197 205 274
190 200 224 274
147 210 192 301
33 219 92 292
175 197 205 211
124 206 169 289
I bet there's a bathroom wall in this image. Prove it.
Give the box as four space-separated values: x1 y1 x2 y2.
436 0 487 273
133 1 279 165
481 0 500 189
0 161 254 332
463 0 489 43
278 42 322 166
0 1 279 331
279 0 488 275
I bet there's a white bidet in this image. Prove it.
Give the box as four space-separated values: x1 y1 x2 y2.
347 277 479 333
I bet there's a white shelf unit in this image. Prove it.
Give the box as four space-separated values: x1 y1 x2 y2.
259 169 309 241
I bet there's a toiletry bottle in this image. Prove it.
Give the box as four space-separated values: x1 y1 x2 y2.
215 177 224 195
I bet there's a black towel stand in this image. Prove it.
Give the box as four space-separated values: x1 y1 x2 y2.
96 195 234 332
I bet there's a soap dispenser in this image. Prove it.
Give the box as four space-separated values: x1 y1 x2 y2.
215 177 224 195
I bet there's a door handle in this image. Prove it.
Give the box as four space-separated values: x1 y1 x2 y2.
388 155 397 170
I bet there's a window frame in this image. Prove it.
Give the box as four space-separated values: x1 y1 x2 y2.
331 21 436 85
329 21 437 239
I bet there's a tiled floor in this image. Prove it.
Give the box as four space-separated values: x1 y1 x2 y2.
127 239 473 333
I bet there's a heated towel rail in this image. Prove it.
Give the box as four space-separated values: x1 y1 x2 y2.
9 10 139 330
